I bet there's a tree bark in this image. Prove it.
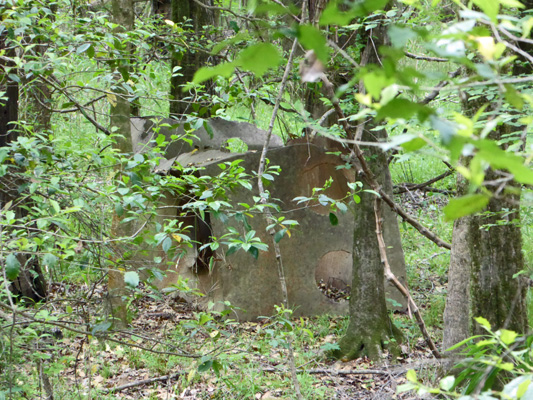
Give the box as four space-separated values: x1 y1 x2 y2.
469 163 527 334
107 0 135 328
332 120 403 360
444 104 528 347
442 217 471 350
0 32 48 303
169 0 216 117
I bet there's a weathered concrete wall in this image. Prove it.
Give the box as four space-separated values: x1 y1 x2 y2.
131 118 408 320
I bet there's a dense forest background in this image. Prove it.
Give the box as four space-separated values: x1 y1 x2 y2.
2 0 533 398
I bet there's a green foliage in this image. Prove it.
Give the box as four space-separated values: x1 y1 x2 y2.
399 320 533 399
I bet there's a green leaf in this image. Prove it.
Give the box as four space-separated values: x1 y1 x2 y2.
376 98 432 122
5 254 21 280
439 376 455 391
474 140 533 185
162 236 172 253
443 194 489 221
248 246 259 259
198 359 213 372
124 271 140 288
445 335 483 351
42 254 58 268
499 329 518 345
472 0 499 22
475 316 492 330
91 321 112 334
388 25 418 49
76 43 91 54
274 229 286 243
329 212 339 226
193 62 236 84
504 84 524 110
237 43 281 76
363 70 393 100
297 25 329 63
406 369 417 383
319 0 354 25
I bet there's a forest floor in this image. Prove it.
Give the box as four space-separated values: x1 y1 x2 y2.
10 188 452 400
43 287 446 400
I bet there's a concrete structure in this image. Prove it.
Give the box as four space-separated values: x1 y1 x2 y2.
131 117 408 320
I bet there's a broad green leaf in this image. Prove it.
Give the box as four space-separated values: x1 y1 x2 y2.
376 98 432 122
237 43 281 76
124 271 140 288
472 0 499 22
248 246 259 259
91 321 112 334
5 254 21 280
443 194 489 221
381 134 426 152
503 375 533 399
198 359 213 372
406 369 417 383
363 70 393 100
439 376 455 391
388 25 418 49
193 62 236 84
504 84 524 110
274 229 286 243
319 0 355 25
42 254 58 268
474 140 533 185
162 236 172 253
475 316 492 330
297 25 329 63
499 362 514 371
329 212 339 226
76 43 91 54
499 329 518 345
500 0 525 8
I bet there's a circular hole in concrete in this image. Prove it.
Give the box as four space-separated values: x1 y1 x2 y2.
315 250 352 302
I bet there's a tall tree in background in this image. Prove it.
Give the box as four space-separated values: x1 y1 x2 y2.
0 28 48 302
107 0 135 327
169 0 216 117
332 20 404 360
444 5 531 347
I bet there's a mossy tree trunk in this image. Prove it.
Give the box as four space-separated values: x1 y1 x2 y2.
444 106 527 347
469 161 527 334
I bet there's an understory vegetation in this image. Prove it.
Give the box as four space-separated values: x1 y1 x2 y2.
2 0 533 399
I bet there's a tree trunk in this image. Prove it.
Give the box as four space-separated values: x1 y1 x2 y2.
330 16 405 360
444 107 528 348
107 0 135 328
169 0 216 117
469 162 526 334
0 33 47 302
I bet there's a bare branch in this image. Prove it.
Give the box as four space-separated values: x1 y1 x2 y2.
394 170 454 194
42 76 113 136
404 51 448 62
375 196 442 358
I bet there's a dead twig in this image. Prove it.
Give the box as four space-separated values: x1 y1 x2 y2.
102 371 187 393
393 170 454 194
374 197 442 359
